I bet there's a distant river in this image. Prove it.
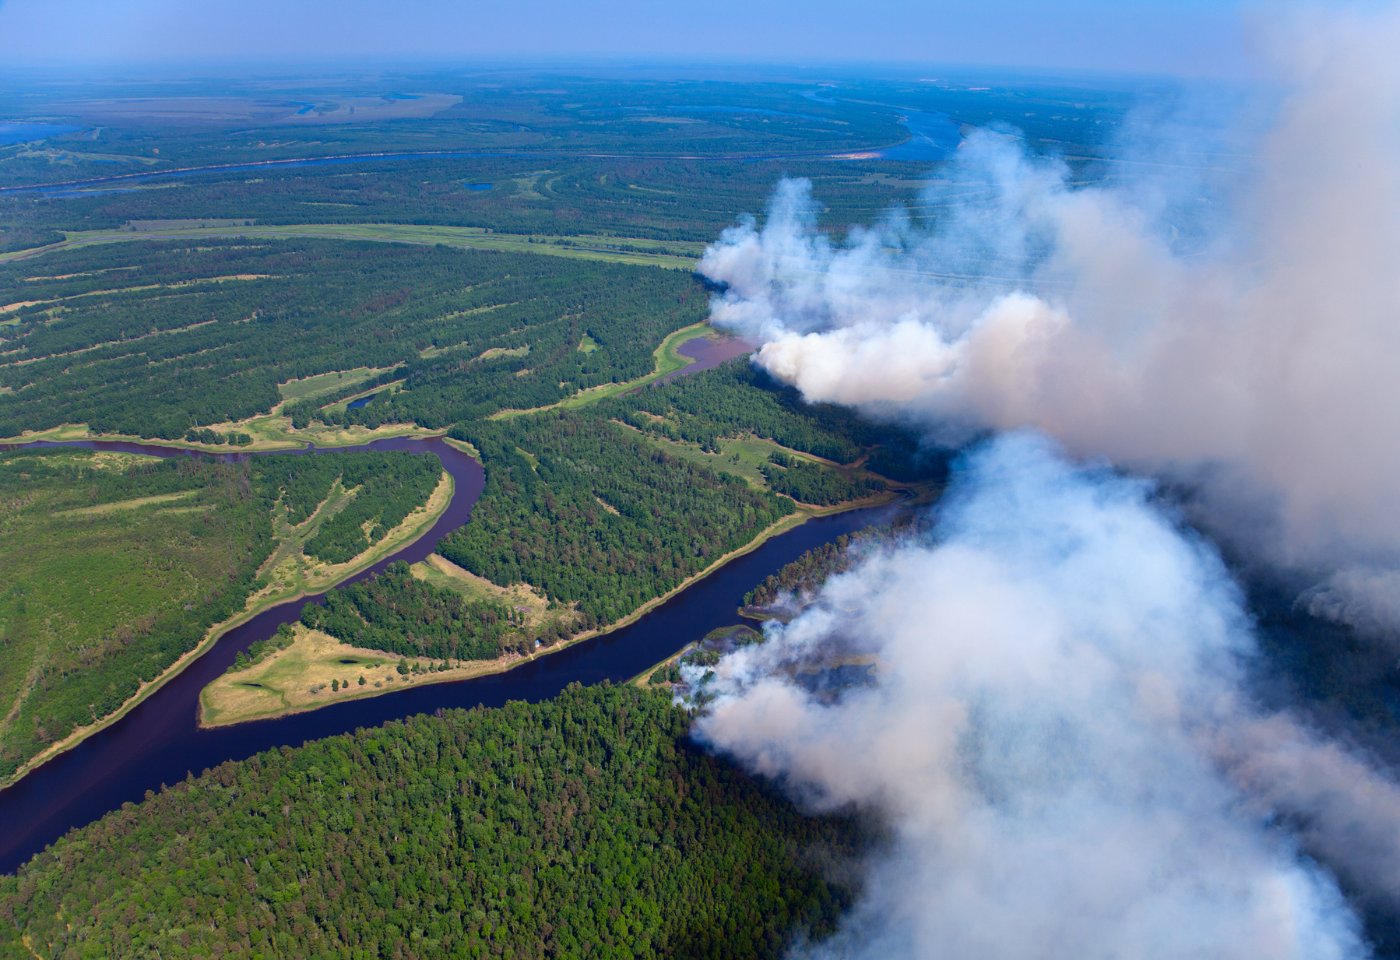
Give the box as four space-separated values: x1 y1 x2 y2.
0 434 901 872
0 114 964 200
878 111 963 162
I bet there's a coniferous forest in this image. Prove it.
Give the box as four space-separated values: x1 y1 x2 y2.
439 413 795 626
305 562 528 662
0 240 706 440
0 684 861 960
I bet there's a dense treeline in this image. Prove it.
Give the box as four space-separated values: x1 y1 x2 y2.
0 684 861 960
289 453 443 565
609 361 885 463
0 240 705 439
0 447 443 781
761 454 883 506
743 513 934 608
439 413 794 626
0 153 939 248
303 561 527 661
604 359 948 483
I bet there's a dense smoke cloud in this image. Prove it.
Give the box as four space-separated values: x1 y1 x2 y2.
697 5 1400 634
694 434 1400 958
688 5 1400 951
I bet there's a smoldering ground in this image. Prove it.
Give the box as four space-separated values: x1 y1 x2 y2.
687 4 1400 955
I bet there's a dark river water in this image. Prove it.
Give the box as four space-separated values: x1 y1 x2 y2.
0 434 900 873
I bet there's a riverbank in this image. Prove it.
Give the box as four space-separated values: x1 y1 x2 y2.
192 490 900 727
0 474 882 874
0 466 455 790
199 623 549 727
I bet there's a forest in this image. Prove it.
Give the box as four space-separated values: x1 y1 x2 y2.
0 447 442 782
609 361 891 464
760 454 884 506
0 684 862 960
439 413 795 627
291 453 444 565
0 77 915 189
742 513 935 609
304 561 529 662
0 240 706 440
0 71 1138 955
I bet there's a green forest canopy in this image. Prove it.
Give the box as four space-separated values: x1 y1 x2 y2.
440 412 795 627
0 684 863 960
0 240 707 440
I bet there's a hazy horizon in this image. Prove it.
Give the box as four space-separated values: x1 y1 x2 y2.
0 0 1248 79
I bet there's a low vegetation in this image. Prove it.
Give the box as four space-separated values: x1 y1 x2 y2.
200 623 495 727
0 449 273 781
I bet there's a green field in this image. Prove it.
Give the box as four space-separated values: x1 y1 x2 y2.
0 446 447 784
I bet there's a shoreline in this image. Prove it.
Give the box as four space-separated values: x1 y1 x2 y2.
0 466 456 792
193 490 903 728
198 627 552 728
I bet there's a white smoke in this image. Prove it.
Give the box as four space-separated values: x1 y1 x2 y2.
695 433 1399 958
698 5 1400 635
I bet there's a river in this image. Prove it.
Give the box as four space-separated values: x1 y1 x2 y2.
0 112 961 201
0 434 900 873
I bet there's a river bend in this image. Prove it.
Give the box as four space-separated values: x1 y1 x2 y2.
0 435 895 872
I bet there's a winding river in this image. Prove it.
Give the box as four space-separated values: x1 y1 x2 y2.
0 434 899 873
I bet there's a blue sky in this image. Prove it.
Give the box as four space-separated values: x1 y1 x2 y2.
0 0 1246 77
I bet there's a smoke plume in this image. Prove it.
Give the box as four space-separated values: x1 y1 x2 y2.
694 434 1400 958
686 5 1400 952
697 4 1400 635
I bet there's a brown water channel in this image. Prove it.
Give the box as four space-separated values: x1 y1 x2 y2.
0 435 900 872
